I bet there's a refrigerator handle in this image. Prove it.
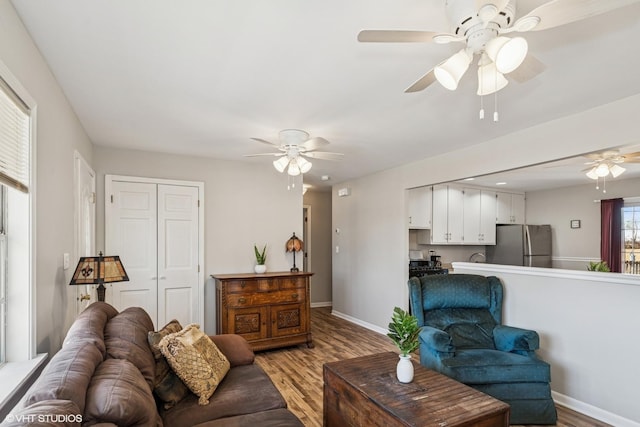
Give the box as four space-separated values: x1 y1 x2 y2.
525 225 533 267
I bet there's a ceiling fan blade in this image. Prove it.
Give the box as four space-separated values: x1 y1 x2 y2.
508 54 546 83
404 68 436 93
250 137 279 146
513 0 640 33
303 152 344 161
357 30 441 43
301 137 330 152
243 153 284 157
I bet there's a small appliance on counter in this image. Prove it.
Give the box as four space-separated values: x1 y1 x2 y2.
409 250 448 278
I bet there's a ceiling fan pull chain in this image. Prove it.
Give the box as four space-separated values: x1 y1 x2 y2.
479 62 485 120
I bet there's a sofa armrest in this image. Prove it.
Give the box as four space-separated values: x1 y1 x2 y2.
493 325 540 355
209 334 255 367
419 326 455 357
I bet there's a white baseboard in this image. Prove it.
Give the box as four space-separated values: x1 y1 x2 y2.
552 391 640 427
310 301 332 308
331 310 387 335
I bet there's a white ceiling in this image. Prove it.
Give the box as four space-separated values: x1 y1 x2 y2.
11 0 640 189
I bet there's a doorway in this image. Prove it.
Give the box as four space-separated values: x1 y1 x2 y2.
73 151 95 315
303 205 311 272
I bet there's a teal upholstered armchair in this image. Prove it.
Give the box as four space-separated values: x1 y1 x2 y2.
408 274 557 425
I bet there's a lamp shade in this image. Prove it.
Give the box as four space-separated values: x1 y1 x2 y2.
287 159 301 176
434 49 473 91
586 167 599 180
69 252 129 302
485 36 528 74
477 62 509 96
297 156 312 173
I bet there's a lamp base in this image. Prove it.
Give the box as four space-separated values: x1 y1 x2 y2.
96 284 106 302
290 267 299 273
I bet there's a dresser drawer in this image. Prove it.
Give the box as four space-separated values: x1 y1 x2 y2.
228 290 305 307
278 276 306 289
225 278 277 293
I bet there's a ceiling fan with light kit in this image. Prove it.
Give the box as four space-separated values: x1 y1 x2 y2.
582 150 640 192
244 129 343 187
358 0 639 120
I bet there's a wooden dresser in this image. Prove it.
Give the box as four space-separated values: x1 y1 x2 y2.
213 271 314 351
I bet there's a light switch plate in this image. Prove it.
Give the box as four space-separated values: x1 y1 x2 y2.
63 253 70 270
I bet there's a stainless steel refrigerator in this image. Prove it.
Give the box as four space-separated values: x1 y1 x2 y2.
486 224 552 267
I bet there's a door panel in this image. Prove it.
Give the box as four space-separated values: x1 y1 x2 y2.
74 153 96 314
107 181 158 324
157 184 199 327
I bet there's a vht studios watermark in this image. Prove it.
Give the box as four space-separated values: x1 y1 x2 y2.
4 413 83 423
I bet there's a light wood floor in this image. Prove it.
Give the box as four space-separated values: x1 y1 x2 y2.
255 307 611 427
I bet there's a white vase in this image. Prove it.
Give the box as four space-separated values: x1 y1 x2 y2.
254 264 266 274
396 354 414 383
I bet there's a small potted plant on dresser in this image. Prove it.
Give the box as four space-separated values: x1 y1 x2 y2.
254 244 267 274
387 306 420 383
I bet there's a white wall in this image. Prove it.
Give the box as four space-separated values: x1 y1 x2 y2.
93 146 302 333
332 93 640 422
0 0 94 356
454 263 640 426
526 177 640 270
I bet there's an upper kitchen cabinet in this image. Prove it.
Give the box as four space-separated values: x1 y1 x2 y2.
496 191 525 224
463 188 497 245
408 186 432 229
431 184 464 244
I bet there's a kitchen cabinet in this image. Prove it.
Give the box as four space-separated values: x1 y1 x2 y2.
408 186 432 229
213 272 313 351
463 188 497 245
431 184 464 244
496 191 525 224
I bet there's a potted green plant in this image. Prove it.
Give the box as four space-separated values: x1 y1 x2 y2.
587 260 610 272
387 306 420 383
254 244 267 274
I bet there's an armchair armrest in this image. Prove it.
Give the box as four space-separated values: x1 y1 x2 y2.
419 326 455 357
209 334 255 367
493 325 539 355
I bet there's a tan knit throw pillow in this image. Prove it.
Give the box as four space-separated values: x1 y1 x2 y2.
158 324 230 405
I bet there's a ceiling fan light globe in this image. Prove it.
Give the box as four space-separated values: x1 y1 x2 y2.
586 167 599 180
273 156 289 173
434 49 472 91
610 164 626 178
485 36 528 74
477 62 508 95
595 163 610 177
287 162 301 176
297 156 312 173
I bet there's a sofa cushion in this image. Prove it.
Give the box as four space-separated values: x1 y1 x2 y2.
161 364 287 427
104 307 156 390
191 408 304 427
159 324 230 405
63 302 118 357
208 334 255 367
2 399 82 426
24 341 103 412
84 359 160 427
147 319 190 409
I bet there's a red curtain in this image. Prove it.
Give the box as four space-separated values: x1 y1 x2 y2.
600 198 623 272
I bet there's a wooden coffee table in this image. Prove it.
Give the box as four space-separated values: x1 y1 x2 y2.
323 352 509 427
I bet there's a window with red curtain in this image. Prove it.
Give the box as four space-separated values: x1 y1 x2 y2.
600 198 624 272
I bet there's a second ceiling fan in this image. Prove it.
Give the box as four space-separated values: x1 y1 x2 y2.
358 0 638 96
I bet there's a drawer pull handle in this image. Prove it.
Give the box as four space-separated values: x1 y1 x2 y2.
291 293 298 299
238 297 246 304
240 282 246 288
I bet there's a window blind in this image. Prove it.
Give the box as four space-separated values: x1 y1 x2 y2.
0 77 30 193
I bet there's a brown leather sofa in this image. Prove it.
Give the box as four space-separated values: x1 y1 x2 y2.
3 302 302 427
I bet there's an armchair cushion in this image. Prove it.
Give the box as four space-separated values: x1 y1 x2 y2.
418 326 454 356
441 349 551 384
493 325 540 354
425 308 496 349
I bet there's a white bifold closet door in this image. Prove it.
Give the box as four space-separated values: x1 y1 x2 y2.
106 179 199 328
